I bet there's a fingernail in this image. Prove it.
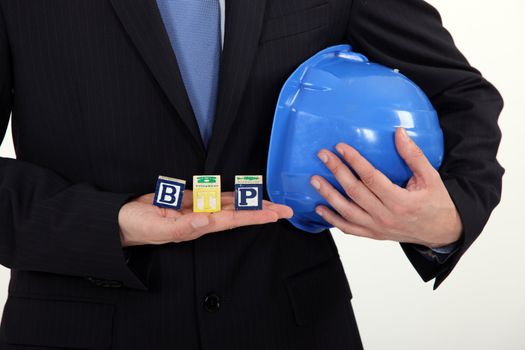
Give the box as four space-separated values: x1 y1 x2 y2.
310 178 321 190
315 207 324 216
318 152 328 163
191 216 209 229
336 144 344 156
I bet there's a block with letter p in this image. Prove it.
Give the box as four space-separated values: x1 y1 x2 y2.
235 175 263 210
153 176 186 210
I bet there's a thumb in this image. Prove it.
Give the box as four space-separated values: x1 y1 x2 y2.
395 127 438 185
160 213 210 243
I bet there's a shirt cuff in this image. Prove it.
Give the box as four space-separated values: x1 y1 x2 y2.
430 241 461 254
411 239 462 264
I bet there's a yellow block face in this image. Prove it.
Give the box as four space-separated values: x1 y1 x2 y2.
193 175 221 213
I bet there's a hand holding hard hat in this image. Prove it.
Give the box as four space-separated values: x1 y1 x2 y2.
311 129 462 248
267 45 462 248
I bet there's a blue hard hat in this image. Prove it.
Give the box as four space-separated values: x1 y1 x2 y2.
267 45 444 233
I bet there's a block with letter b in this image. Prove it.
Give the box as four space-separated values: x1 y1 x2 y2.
235 175 263 210
153 176 186 210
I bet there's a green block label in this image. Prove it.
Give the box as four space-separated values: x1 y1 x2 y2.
197 176 217 184
235 175 263 185
238 176 259 181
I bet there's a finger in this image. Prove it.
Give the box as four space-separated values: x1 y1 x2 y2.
335 143 406 203
221 192 235 204
137 193 155 204
221 200 293 219
184 191 233 209
221 192 235 197
182 190 193 207
311 175 374 227
180 192 234 211
206 209 280 232
155 209 280 244
315 206 381 240
316 150 387 217
157 212 212 242
155 205 183 219
264 202 294 219
395 127 438 186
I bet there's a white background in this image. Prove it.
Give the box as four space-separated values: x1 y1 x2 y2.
332 1 525 349
0 1 524 349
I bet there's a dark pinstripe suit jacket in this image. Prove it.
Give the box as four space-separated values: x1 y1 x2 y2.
0 0 503 349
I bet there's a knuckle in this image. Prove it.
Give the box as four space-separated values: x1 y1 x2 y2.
338 206 353 220
337 221 354 235
360 171 376 187
372 232 387 241
429 169 441 183
411 145 424 158
367 231 383 241
170 227 186 242
344 184 360 199
377 215 396 230
367 231 379 239
390 202 409 216
332 162 347 176
341 227 354 235
321 185 337 201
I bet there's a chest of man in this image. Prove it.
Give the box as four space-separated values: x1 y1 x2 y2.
0 0 351 191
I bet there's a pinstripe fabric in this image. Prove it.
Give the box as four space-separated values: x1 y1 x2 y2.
0 0 503 349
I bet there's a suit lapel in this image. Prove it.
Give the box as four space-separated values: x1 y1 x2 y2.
109 0 206 155
204 0 268 172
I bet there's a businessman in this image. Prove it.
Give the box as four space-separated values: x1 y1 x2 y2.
0 0 503 349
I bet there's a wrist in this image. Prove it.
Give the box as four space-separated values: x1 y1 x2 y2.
427 210 463 249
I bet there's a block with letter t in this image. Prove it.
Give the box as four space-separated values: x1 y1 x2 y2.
153 176 186 210
235 175 263 210
193 175 221 213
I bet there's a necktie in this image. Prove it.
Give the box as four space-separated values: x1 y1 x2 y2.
156 0 221 146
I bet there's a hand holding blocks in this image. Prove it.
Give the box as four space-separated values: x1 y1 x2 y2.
153 174 264 213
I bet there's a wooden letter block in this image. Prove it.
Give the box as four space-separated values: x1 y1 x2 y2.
153 176 186 210
193 175 221 213
235 175 263 210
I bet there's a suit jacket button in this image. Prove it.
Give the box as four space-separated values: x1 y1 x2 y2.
204 293 221 313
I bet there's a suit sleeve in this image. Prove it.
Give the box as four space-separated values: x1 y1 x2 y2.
0 7 150 291
345 0 504 289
